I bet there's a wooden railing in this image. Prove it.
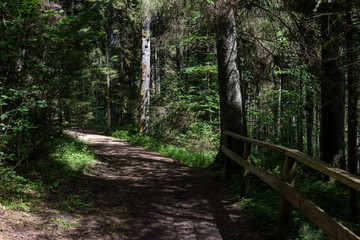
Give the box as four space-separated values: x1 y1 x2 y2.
221 131 360 240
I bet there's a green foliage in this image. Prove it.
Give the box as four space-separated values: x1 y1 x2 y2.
0 166 44 211
296 223 325 240
0 0 358 238
38 133 94 181
101 125 215 168
50 217 75 231
0 133 94 211
0 0 141 166
150 102 219 152
234 177 280 238
226 169 360 239
0 86 48 162
173 122 219 152
58 190 93 213
297 177 349 218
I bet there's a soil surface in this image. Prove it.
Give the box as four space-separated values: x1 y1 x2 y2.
0 128 264 240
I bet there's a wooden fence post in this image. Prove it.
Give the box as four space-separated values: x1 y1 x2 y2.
277 155 297 240
241 141 251 198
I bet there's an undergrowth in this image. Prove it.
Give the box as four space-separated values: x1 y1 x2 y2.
38 133 94 182
231 175 327 240
93 124 216 168
226 166 360 240
0 133 94 212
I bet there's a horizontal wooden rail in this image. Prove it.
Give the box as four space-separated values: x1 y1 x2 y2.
224 131 360 191
222 131 360 240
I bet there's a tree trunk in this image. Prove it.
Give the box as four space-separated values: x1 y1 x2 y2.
106 4 114 131
305 80 314 156
213 1 246 168
154 46 161 95
138 16 151 134
176 46 182 73
345 0 358 220
278 77 282 140
319 1 345 169
65 0 74 15
256 84 261 140
297 74 303 151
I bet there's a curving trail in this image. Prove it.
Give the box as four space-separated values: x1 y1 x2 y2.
0 128 263 240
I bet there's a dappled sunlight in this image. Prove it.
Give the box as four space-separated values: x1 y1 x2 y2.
26 128 263 240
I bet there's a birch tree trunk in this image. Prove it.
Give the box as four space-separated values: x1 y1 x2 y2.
138 15 151 134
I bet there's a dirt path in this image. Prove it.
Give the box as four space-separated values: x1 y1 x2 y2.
0 128 264 240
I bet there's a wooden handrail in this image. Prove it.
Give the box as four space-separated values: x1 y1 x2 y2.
222 131 360 240
223 131 360 191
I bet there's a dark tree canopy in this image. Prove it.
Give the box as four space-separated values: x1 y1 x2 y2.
0 0 359 237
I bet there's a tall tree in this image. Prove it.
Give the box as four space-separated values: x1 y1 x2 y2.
319 0 345 169
138 0 151 134
345 0 358 220
106 3 115 131
305 79 314 156
216 0 247 158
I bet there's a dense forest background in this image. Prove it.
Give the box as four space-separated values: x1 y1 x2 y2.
1 0 360 239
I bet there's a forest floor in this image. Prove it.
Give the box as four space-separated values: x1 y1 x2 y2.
0 128 264 240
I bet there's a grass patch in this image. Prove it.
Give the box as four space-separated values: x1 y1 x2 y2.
50 217 79 231
47 133 94 179
93 124 215 168
0 133 94 212
25 133 94 184
57 188 93 213
0 166 45 212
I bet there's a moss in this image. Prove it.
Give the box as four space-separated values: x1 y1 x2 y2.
141 62 147 71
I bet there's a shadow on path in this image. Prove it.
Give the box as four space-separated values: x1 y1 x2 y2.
32 128 263 240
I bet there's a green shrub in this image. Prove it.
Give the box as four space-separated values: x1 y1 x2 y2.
108 125 215 168
0 133 94 211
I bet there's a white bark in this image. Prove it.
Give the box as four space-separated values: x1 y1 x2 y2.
138 16 151 133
